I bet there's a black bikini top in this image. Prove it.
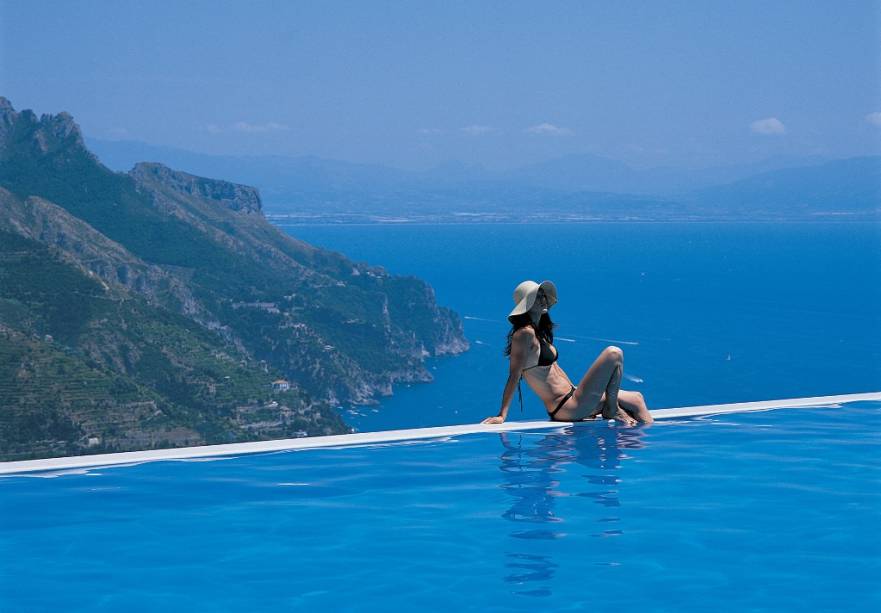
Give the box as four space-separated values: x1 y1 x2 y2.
522 329 558 371
516 330 558 413
535 335 558 367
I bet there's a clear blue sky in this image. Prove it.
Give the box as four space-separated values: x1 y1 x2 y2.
2 0 879 170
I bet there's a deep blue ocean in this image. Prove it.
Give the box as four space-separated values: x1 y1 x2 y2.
279 222 881 432
3 223 880 612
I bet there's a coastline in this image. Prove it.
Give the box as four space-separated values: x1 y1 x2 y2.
267 214 881 226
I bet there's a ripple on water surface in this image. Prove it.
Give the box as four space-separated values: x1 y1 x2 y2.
1 403 880 611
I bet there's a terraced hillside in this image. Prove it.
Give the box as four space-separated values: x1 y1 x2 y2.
0 98 467 460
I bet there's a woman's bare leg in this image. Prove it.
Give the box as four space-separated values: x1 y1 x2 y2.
617 390 653 424
602 358 623 419
571 346 625 420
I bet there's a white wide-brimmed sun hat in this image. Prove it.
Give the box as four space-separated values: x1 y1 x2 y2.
507 280 558 322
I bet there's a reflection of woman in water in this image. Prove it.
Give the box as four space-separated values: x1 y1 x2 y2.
482 280 653 426
495 426 648 593
497 431 563 592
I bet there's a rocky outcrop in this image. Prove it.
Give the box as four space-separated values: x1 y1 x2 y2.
130 162 262 215
0 97 91 161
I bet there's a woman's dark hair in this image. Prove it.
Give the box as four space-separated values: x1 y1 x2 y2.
504 312 556 357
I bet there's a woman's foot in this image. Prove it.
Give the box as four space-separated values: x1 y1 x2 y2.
614 406 638 426
586 400 642 425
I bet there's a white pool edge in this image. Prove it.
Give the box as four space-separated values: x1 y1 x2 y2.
2 391 879 475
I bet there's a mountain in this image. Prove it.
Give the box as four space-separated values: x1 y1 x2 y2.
86 138 420 201
0 98 468 461
88 137 842 208
89 137 877 221
682 156 881 218
502 153 838 196
500 153 640 194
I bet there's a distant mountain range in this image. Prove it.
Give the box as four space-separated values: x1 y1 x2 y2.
89 138 880 222
0 98 467 461
682 156 881 218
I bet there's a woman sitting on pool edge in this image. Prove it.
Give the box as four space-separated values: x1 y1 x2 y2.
481 280 653 426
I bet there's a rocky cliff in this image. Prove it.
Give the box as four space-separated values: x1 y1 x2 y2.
0 97 468 461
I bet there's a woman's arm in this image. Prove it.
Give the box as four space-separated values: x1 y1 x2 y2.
481 329 530 424
482 374 518 424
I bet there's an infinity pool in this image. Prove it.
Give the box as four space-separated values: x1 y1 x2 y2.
2 402 879 612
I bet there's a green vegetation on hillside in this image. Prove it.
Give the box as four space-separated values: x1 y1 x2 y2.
0 98 465 461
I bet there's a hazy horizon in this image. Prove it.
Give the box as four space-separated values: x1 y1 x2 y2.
2 1 880 172
83 133 862 175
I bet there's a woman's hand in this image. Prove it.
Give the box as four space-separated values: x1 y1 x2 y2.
481 415 505 425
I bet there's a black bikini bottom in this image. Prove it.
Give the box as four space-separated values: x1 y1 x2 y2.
548 385 577 421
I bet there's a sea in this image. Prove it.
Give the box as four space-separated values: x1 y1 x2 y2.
3 222 880 612
278 222 881 432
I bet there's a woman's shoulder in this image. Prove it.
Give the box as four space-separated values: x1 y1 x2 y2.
512 326 537 341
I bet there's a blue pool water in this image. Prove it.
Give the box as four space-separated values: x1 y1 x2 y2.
2 402 879 611
281 222 881 431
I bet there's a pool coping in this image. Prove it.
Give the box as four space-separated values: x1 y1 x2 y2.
2 391 879 475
